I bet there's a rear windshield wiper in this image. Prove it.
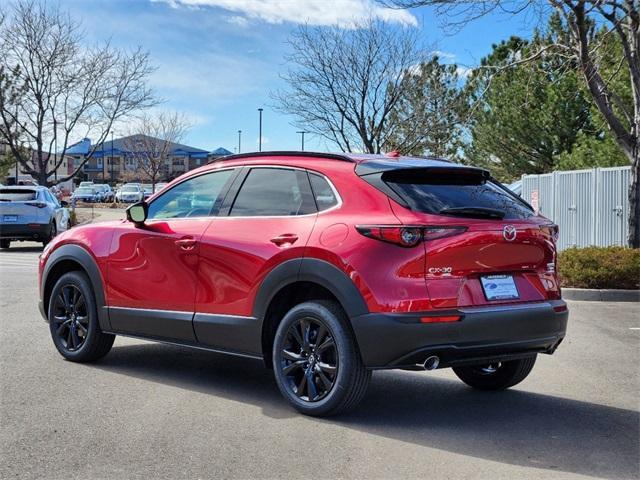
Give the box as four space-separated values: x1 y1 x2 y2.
439 206 506 219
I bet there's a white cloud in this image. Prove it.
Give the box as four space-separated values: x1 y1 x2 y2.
456 66 473 79
153 0 417 27
226 15 250 27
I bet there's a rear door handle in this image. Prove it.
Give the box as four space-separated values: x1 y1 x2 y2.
175 237 197 250
270 234 299 246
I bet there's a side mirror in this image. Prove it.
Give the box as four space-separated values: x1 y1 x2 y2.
126 201 148 225
60 200 69 207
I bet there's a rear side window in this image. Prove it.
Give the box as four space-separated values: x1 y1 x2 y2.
230 168 315 217
0 189 37 201
381 169 534 220
308 173 339 211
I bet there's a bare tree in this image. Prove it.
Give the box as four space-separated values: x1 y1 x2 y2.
273 19 427 153
123 112 192 193
0 0 157 186
380 0 640 247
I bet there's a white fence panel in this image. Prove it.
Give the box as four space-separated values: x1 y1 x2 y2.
521 166 631 250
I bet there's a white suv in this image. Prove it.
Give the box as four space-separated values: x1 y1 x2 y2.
115 184 144 203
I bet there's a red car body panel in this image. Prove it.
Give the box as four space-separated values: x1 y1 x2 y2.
195 214 316 316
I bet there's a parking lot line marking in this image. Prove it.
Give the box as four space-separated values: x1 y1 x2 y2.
629 328 640 330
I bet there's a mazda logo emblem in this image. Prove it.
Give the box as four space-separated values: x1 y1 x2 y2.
503 225 517 241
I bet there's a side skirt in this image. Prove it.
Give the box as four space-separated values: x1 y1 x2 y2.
102 330 264 362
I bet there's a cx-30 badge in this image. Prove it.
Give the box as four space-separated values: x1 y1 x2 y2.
503 225 517 241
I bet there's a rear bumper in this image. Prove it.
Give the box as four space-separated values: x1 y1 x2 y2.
351 300 568 369
0 223 49 240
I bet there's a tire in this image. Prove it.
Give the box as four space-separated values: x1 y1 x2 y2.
48 271 115 362
0 239 10 249
42 221 56 246
272 300 371 417
453 355 537 391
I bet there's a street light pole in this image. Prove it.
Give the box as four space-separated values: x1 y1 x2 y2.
238 130 242 154
296 131 308 151
110 132 114 183
54 121 58 182
258 108 263 152
101 140 105 183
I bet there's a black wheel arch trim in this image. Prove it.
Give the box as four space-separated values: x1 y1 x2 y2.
41 244 111 331
253 257 369 322
253 257 370 361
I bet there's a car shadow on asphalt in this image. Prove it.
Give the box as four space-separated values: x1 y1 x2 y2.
96 342 639 479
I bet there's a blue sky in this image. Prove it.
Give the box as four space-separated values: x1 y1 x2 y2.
61 0 537 153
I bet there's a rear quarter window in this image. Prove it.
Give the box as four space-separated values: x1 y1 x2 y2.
308 173 339 211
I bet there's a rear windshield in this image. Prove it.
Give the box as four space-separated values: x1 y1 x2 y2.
122 186 139 192
75 188 94 194
0 189 37 201
382 169 534 220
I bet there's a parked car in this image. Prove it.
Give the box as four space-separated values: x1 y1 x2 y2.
71 187 99 203
0 185 69 248
93 184 114 203
507 179 522 197
142 184 154 200
38 151 568 416
115 183 144 203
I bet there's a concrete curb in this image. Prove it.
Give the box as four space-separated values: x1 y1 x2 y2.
563 288 640 302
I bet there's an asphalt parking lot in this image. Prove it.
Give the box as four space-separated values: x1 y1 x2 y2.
0 244 638 480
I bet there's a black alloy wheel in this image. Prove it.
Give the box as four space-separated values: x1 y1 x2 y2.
453 355 537 390
48 271 115 362
280 317 338 402
51 283 89 352
272 301 371 416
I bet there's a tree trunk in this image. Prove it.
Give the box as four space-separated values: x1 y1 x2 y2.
629 154 640 248
37 170 48 186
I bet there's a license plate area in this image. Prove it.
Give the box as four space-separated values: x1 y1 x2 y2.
480 274 519 301
3 215 18 222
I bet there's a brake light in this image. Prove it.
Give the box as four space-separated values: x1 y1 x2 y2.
356 225 467 247
26 202 47 208
540 224 559 242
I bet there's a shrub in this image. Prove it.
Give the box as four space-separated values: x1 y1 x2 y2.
558 246 640 290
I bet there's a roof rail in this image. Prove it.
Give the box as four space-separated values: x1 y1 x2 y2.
207 150 354 165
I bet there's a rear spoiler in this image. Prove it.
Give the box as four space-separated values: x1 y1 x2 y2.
355 161 490 178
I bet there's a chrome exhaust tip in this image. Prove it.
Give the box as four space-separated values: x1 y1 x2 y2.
423 356 440 371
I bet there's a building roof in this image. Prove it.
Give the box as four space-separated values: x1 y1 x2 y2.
211 147 233 156
96 135 209 156
65 138 92 155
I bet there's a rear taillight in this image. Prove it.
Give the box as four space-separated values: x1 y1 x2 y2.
540 224 559 242
423 226 468 241
25 202 47 208
356 226 422 247
356 225 467 247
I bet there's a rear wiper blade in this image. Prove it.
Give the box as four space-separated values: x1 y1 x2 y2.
439 206 506 219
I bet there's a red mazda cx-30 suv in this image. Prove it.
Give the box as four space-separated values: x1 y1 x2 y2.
38 151 568 416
